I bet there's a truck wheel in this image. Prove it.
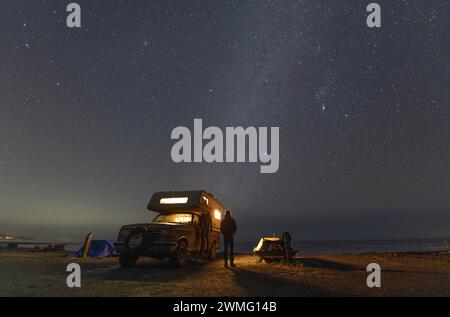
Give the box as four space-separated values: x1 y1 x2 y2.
170 240 188 268
207 241 217 261
119 254 138 267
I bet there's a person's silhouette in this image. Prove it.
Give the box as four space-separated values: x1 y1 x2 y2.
200 212 212 256
220 210 237 267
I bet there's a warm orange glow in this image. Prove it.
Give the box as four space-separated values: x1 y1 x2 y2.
174 216 191 223
160 197 188 205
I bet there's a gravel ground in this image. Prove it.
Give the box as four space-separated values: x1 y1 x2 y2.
0 250 449 297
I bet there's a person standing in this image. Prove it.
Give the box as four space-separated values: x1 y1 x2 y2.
193 215 201 251
200 212 212 256
282 232 293 263
220 210 237 267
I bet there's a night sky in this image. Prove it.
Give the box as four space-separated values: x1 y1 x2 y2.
0 0 449 241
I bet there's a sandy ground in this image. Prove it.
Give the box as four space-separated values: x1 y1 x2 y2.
0 250 449 297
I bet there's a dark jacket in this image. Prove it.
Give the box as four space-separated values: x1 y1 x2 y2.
200 212 212 232
220 216 237 240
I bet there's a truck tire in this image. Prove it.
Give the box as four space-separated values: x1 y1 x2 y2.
207 241 217 261
170 240 188 268
119 254 138 267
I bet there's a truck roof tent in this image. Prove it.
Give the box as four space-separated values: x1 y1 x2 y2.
147 190 224 230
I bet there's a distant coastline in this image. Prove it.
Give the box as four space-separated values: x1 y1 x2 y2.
0 234 33 241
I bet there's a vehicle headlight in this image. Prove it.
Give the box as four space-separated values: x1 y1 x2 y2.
160 229 171 238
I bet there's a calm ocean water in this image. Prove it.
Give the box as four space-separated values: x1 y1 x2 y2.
1 224 448 254
235 239 449 254
3 238 448 254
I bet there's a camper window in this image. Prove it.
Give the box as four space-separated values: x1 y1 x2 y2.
160 197 189 205
153 213 193 224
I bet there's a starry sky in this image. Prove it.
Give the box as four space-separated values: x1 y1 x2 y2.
0 0 449 241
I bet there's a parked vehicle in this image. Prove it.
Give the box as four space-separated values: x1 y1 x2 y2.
253 233 298 263
115 190 223 267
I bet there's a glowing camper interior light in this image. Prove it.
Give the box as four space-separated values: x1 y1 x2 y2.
160 197 188 205
214 210 222 220
202 196 209 205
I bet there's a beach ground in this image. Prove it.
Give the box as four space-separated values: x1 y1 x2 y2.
0 250 449 297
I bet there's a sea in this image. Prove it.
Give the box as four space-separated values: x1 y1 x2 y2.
1 237 448 254
236 238 449 254
1 224 448 254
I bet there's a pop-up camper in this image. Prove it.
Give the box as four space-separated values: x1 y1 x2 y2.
116 190 223 267
147 190 223 231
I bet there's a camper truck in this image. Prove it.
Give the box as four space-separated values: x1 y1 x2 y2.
115 190 223 267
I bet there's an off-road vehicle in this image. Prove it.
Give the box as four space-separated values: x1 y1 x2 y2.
115 190 223 267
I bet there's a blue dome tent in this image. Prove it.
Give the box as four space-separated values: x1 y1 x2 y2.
73 240 117 258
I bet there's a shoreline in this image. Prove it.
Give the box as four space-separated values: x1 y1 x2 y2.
2 236 448 255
